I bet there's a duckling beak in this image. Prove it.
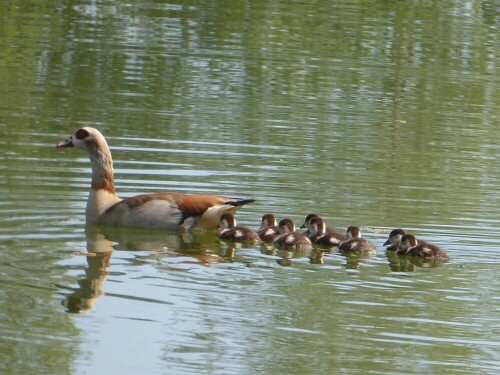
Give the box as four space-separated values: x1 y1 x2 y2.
383 239 391 246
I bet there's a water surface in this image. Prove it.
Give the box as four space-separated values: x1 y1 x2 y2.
0 1 499 374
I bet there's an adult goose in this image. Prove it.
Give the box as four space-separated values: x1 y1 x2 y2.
56 127 254 231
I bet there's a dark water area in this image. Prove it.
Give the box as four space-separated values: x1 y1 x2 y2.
0 1 499 374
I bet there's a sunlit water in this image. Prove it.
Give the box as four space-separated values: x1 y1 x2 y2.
1 1 499 374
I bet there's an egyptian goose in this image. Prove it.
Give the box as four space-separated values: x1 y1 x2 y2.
257 214 280 242
339 226 376 255
397 234 449 260
56 127 254 231
308 216 347 247
217 213 260 243
274 218 312 250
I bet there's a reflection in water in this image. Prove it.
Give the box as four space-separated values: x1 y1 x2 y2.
342 253 375 270
61 227 114 313
309 248 325 265
60 226 260 313
2 0 499 373
386 250 449 272
60 225 451 314
59 224 422 314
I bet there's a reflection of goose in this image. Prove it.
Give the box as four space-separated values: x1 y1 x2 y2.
61 227 114 313
56 127 254 231
60 226 225 313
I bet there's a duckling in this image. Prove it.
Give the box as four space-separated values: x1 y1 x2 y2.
257 214 280 242
308 216 347 248
274 218 312 250
383 228 406 251
397 234 449 260
339 226 376 255
384 228 428 251
217 213 260 243
300 213 337 236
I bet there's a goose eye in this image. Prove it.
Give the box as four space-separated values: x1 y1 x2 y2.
76 128 90 140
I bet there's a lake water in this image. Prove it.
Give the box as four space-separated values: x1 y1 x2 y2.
1 1 499 374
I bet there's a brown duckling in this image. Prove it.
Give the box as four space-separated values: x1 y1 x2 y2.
384 228 429 251
257 214 280 242
300 213 337 236
274 218 312 250
308 216 347 248
217 213 260 243
397 234 449 260
339 226 376 255
383 228 406 251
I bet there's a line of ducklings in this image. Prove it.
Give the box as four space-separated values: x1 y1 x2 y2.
217 213 449 261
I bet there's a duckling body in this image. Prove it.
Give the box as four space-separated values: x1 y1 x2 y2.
217 214 260 243
397 234 449 260
339 226 376 255
274 219 312 250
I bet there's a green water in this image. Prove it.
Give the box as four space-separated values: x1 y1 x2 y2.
0 1 499 374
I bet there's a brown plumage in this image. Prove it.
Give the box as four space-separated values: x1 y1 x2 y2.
397 234 449 260
384 229 429 251
274 218 312 250
307 216 347 247
257 214 280 242
300 213 338 236
339 226 376 255
383 228 406 251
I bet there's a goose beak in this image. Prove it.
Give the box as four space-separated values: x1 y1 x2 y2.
56 138 74 148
